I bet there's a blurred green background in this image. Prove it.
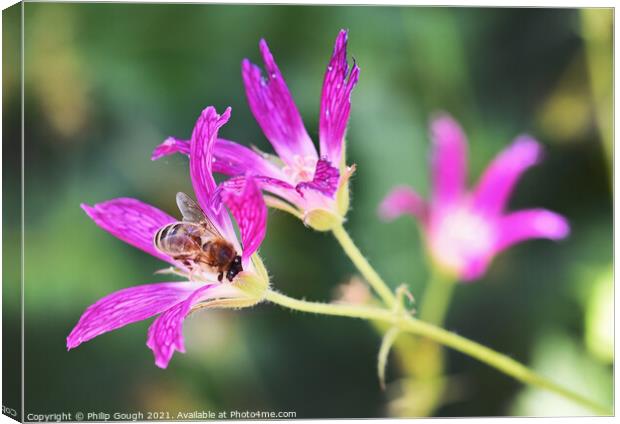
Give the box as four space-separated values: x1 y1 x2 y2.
5 3 613 418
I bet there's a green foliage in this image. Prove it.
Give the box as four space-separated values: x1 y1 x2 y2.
15 3 612 417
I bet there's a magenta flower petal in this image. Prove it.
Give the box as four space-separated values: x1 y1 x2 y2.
472 136 542 215
67 282 202 350
81 198 176 264
152 137 284 181
242 40 317 166
296 159 340 197
190 107 231 208
460 256 493 282
213 138 284 180
220 174 298 200
319 29 360 166
151 137 190 161
378 186 428 222
430 114 468 208
221 177 267 263
146 283 217 369
497 209 570 252
189 106 238 243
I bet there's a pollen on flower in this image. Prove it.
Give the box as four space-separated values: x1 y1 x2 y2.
282 154 318 183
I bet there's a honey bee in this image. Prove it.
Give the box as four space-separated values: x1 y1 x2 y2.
154 192 242 282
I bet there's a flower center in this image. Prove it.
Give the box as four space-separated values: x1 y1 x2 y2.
282 155 317 184
430 207 495 275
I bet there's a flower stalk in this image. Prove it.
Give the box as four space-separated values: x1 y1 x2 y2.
331 223 396 307
328 223 610 415
264 289 611 415
419 271 456 325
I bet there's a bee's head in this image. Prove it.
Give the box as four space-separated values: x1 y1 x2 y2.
226 255 243 282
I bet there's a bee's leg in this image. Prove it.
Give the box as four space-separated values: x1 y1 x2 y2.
186 268 195 282
154 267 187 278
181 260 196 281
187 262 205 284
218 272 223 282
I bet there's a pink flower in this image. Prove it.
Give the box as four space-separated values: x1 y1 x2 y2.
67 107 269 368
152 30 359 230
379 114 570 281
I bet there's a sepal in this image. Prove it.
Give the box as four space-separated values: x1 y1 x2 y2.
337 164 356 216
304 208 343 232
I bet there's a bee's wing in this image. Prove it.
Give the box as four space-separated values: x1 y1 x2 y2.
176 192 224 239
199 216 225 241
176 192 208 223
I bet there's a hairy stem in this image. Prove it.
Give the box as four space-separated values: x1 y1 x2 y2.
331 224 396 307
264 290 611 415
377 327 401 390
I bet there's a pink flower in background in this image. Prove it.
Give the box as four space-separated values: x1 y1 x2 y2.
379 114 570 281
153 29 359 229
67 107 269 368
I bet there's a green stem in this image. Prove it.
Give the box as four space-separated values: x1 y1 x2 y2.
400 271 455 414
264 290 611 415
377 327 401 390
332 224 396 307
419 272 456 325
